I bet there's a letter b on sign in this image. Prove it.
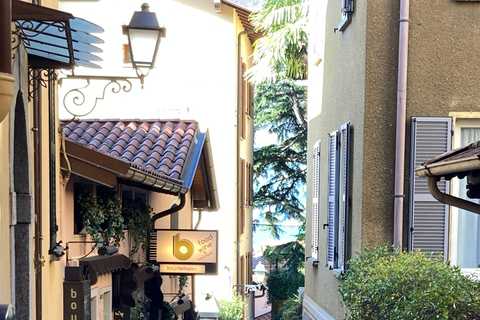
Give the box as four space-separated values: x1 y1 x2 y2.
173 233 194 260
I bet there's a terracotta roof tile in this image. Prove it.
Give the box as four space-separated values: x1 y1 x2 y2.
61 119 199 182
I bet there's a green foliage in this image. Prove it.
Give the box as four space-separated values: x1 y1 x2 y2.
266 269 304 304
218 294 246 320
161 301 176 320
276 296 303 320
76 187 125 246
253 78 307 239
122 197 153 258
130 289 151 320
339 246 480 320
246 0 309 84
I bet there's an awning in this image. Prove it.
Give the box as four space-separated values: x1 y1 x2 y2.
415 140 480 215
79 254 133 286
415 140 480 181
12 0 103 70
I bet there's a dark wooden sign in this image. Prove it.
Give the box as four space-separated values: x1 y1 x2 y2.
64 280 91 320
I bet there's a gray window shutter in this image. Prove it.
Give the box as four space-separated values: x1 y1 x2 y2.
409 117 452 256
338 122 351 272
312 140 321 260
327 131 339 268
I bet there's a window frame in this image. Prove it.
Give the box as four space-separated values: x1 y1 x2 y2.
450 118 480 271
311 140 321 261
100 286 112 320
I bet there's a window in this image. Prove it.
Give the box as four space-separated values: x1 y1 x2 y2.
121 186 147 203
73 181 114 234
91 288 98 320
241 62 247 140
410 116 480 271
451 119 480 269
248 84 254 118
311 140 321 260
335 0 354 32
101 286 112 320
326 122 351 274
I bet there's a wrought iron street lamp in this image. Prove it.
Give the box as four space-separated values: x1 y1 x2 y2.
123 3 166 85
61 3 166 118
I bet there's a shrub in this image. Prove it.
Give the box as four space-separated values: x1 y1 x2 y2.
218 294 246 320
277 296 303 320
339 246 480 320
266 269 304 303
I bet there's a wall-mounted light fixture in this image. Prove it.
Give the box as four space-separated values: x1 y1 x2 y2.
61 3 166 119
123 3 166 85
49 240 67 261
98 245 119 256
234 262 268 297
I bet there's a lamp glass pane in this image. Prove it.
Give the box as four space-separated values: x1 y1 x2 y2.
128 29 159 67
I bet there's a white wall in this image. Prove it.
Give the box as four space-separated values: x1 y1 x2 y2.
59 0 240 300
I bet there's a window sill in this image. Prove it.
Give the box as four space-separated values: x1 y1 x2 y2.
306 257 319 267
333 268 343 277
335 15 352 33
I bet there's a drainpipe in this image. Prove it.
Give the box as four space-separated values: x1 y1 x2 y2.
427 177 480 215
236 29 254 287
32 2 43 318
33 71 43 320
393 0 410 248
151 194 186 223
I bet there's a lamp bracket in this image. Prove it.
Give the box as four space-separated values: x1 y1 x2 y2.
59 75 142 119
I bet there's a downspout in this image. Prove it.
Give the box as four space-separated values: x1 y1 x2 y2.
236 29 253 290
393 0 410 248
32 3 43 317
151 193 186 223
33 71 43 320
427 177 480 215
236 30 245 291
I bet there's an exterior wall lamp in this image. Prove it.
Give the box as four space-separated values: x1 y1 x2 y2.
235 262 268 296
61 3 166 118
123 3 166 86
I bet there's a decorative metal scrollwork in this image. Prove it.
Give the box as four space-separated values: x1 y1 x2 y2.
28 69 56 101
12 20 67 59
13 20 66 49
61 76 134 119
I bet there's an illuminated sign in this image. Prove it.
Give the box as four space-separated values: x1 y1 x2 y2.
156 230 218 264
160 264 206 274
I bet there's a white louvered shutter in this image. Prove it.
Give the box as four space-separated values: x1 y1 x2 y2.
338 122 351 272
327 131 339 268
409 117 452 256
312 141 321 260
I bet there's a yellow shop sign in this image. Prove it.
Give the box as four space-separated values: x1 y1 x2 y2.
156 230 218 264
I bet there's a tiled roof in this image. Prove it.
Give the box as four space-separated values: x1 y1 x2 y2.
62 120 198 182
254 312 271 320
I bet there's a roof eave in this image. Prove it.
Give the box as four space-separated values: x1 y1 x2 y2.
181 130 220 212
415 156 480 179
61 140 188 194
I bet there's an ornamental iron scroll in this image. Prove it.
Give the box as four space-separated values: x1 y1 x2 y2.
28 68 55 101
60 75 136 119
12 20 71 62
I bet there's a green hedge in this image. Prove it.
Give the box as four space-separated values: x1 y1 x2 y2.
339 246 480 320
